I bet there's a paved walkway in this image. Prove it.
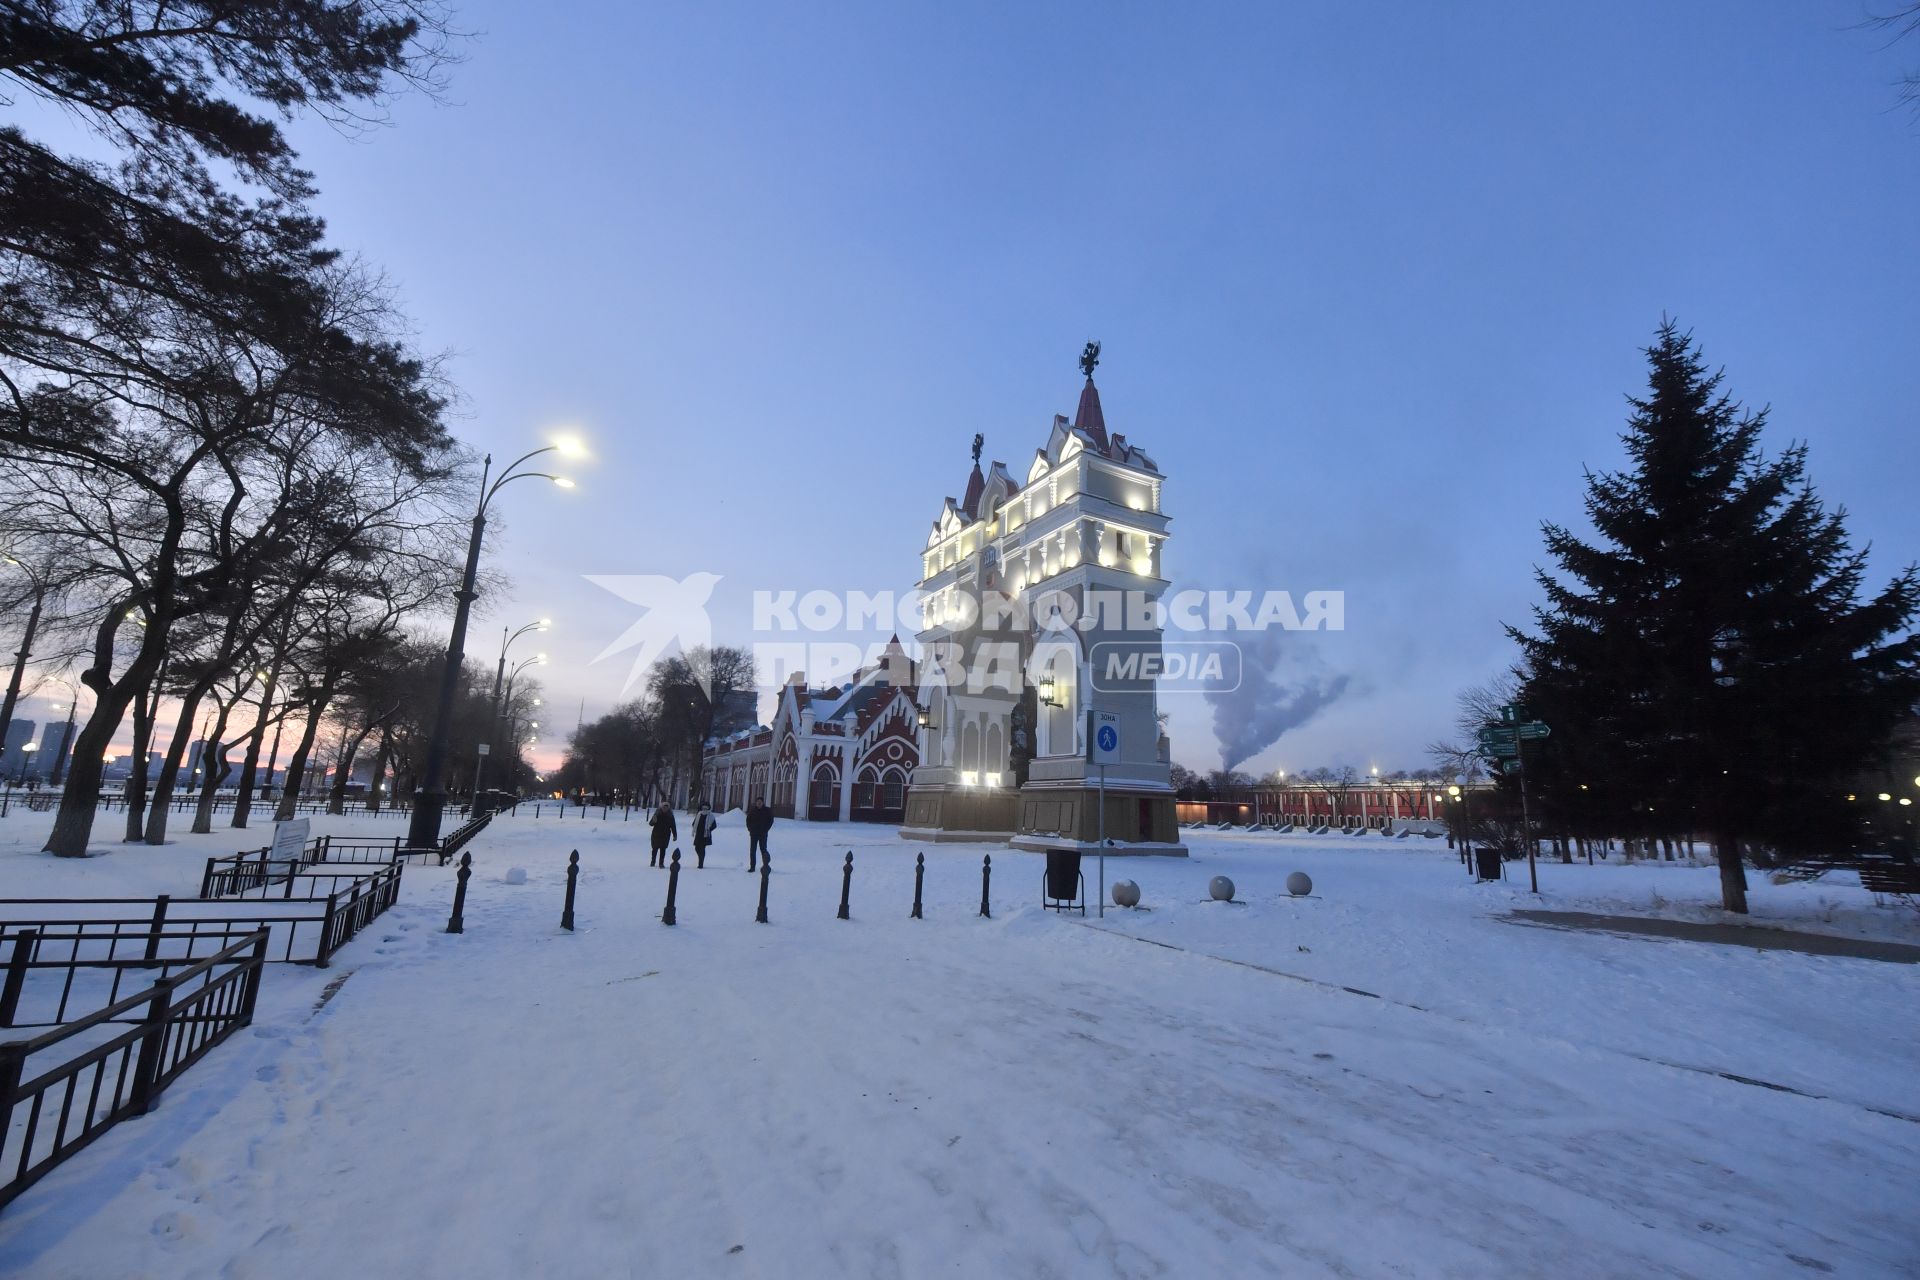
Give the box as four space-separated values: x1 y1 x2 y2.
1507 909 1920 963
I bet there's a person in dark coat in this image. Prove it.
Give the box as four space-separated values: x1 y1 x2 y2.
648 802 676 868
745 800 772 871
692 803 717 869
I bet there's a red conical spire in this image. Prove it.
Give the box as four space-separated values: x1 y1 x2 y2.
961 464 985 518
1074 340 1109 451
1074 378 1108 452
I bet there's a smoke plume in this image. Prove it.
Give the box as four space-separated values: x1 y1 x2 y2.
1206 629 1350 772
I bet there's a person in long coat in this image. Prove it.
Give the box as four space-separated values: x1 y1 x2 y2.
648 802 676 868
692 803 717 868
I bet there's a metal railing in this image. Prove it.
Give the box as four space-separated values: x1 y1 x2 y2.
0 869 403 969
200 835 403 897
391 810 493 867
0 928 268 1212
0 924 262 1029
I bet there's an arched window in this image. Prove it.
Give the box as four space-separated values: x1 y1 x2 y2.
1028 636 1081 757
961 720 981 773
881 767 907 812
854 766 878 810
810 761 838 814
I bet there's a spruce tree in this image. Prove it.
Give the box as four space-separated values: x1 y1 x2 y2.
1513 322 1920 912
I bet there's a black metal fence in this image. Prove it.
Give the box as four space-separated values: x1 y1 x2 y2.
0 870 402 969
200 835 405 897
0 790 496 821
0 927 268 1211
434 812 493 865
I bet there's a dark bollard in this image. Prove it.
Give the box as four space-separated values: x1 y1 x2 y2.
837 851 852 920
755 857 771 924
662 848 681 925
980 854 992 918
561 849 580 931
447 852 471 934
911 852 924 919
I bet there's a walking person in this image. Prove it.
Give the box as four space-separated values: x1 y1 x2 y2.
648 801 676 868
693 802 717 869
746 799 772 872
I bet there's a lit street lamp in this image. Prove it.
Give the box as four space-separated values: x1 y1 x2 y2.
16 740 38 785
407 437 584 850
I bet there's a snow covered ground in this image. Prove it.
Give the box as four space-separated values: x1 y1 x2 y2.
1 807 1916 1278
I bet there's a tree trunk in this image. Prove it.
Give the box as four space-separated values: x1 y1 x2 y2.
44 672 146 857
328 722 377 815
274 682 336 822
227 717 270 830
122 683 159 843
365 732 391 812
192 742 230 834
144 689 209 845
191 697 237 835
1716 832 1749 914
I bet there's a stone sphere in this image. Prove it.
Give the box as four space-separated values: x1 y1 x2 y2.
504 867 527 886
1209 875 1236 902
1286 871 1313 897
1111 879 1141 908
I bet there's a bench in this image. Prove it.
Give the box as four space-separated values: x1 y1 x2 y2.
1860 861 1920 904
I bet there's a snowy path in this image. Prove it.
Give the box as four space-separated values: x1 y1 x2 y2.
2 813 1917 1277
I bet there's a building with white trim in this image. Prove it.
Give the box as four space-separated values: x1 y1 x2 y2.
903 348 1186 855
699 639 920 823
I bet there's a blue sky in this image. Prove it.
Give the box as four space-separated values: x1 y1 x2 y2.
22 1 1920 775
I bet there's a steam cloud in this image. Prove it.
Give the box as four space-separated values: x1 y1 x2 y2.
1206 630 1350 772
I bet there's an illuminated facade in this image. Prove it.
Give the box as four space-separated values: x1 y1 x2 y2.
903 349 1186 855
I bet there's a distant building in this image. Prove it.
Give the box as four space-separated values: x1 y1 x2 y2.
699 638 921 823
184 739 208 786
36 720 72 780
3 719 36 777
1179 780 1492 830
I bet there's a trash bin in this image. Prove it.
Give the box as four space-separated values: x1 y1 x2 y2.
1474 847 1502 882
1045 849 1083 902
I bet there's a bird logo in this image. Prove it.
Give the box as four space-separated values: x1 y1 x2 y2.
584 572 723 694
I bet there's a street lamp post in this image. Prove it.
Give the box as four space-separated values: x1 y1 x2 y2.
473 620 549 817
16 741 38 786
1447 783 1469 869
486 654 547 811
406 440 581 850
48 684 79 787
0 556 50 762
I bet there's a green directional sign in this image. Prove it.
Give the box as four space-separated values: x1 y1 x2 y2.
1499 703 1529 724
1477 726 1517 746
1517 721 1551 741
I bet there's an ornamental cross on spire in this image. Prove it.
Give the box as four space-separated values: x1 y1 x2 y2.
970 433 984 465
1079 340 1101 379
